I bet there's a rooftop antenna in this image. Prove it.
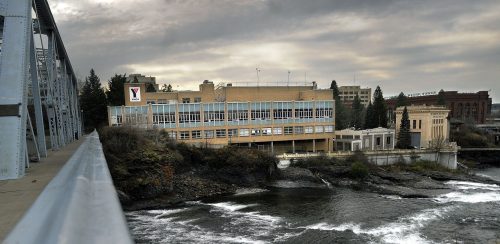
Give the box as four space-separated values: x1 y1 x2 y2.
287 70 291 86
256 67 261 86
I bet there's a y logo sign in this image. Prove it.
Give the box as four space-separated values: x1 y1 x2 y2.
129 87 141 102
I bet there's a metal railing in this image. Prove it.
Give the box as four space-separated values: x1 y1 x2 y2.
4 131 133 244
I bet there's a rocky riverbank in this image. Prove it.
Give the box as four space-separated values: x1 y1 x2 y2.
100 127 500 211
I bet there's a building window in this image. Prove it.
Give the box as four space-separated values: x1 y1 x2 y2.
180 131 190 140
386 136 391 145
204 111 225 122
251 129 261 136
146 99 156 104
294 126 304 134
228 129 238 137
284 126 293 135
419 120 422 129
228 110 248 121
204 130 214 138
182 98 190 103
216 129 226 138
157 99 168 104
179 111 201 123
315 108 333 118
305 126 313 134
194 97 201 103
153 113 176 124
273 109 293 119
239 129 250 137
262 128 272 135
376 137 381 146
294 102 314 119
324 126 334 132
413 120 417 129
273 127 282 135
251 110 271 120
168 131 177 139
315 126 324 133
192 130 202 139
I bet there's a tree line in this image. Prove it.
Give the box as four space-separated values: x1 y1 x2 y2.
330 80 388 131
79 69 174 132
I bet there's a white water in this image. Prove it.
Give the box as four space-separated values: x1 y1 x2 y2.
304 206 455 244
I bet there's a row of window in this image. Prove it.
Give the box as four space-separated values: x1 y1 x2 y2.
151 108 333 124
170 125 334 140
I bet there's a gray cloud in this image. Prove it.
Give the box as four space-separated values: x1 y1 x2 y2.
49 0 500 101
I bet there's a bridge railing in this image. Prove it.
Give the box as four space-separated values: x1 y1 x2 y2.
4 131 133 244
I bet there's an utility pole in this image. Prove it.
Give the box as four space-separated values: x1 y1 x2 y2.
287 70 291 86
256 67 261 86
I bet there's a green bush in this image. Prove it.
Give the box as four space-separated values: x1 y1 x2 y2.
350 161 369 179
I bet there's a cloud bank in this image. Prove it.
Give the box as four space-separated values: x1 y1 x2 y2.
49 0 500 101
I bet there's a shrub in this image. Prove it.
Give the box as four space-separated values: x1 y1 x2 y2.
350 161 369 179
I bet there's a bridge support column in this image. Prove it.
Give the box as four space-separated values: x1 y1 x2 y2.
0 0 32 179
292 140 295 153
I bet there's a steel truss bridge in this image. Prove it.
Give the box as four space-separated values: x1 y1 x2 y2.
0 0 82 180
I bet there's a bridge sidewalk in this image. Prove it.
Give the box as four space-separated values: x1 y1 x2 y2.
0 137 86 241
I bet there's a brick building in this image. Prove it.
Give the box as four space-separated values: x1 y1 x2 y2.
387 91 492 124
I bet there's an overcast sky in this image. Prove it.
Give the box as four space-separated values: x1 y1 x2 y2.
49 0 500 102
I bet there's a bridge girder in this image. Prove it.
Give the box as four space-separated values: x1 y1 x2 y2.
0 0 82 180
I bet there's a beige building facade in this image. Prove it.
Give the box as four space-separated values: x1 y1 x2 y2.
335 128 395 151
111 81 336 154
395 105 450 148
338 86 371 107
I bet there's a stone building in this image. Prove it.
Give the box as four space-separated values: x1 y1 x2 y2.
387 90 491 124
395 105 450 148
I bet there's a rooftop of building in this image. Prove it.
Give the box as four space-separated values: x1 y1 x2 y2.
336 127 395 135
395 105 450 111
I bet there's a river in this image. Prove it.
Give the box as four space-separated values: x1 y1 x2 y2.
126 168 500 243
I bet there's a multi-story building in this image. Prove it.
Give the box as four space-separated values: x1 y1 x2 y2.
395 105 450 148
338 86 371 107
334 128 395 151
109 80 335 154
387 90 491 124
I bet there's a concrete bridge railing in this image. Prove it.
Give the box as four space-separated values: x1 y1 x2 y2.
4 131 133 244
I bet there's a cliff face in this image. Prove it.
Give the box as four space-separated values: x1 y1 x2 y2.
98 127 277 210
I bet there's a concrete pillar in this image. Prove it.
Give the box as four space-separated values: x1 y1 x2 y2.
292 140 295 153
271 141 274 154
372 134 375 150
312 139 316 153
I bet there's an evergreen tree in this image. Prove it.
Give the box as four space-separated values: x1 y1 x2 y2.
161 84 173 92
372 86 388 128
437 89 446 106
395 92 408 108
330 80 348 130
330 80 340 98
146 83 157 92
364 101 374 129
80 69 107 131
351 94 364 129
396 106 412 149
106 74 126 106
